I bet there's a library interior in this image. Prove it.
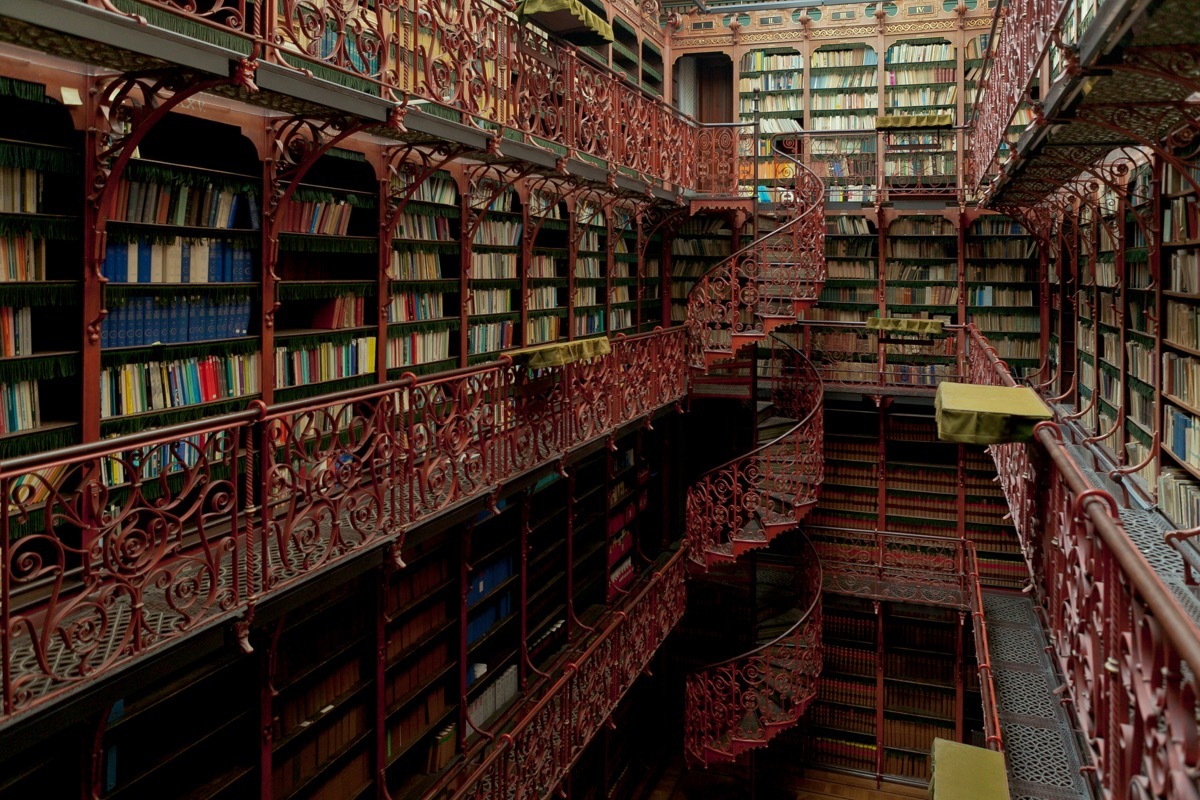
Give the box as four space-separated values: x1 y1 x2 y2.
0 0 1195 798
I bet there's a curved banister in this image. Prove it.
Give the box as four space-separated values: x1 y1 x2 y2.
685 336 824 569
686 146 827 368
683 537 824 766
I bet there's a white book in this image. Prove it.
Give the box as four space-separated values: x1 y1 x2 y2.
190 241 209 283
125 242 138 283
164 241 183 283
150 244 165 283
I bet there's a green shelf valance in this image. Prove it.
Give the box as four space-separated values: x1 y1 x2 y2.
866 317 944 335
518 0 614 44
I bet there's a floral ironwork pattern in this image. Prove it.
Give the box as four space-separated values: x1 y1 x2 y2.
683 541 823 766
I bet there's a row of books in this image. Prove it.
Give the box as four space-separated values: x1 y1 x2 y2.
274 337 376 388
466 587 513 645
966 286 1034 306
883 718 953 751
821 286 876 303
0 306 32 357
282 199 359 236
103 239 254 284
386 330 451 367
825 613 875 644
115 179 255 230
384 691 448 760
965 264 1033 282
886 66 956 85
409 175 457 205
466 664 517 731
384 641 449 714
811 93 878 111
466 320 513 355
738 73 802 92
811 701 875 735
672 238 728 257
390 250 446 281
395 213 453 241
1127 341 1156 385
102 296 253 348
574 286 601 306
884 155 956 177
1165 195 1199 243
96 432 223 489
528 254 560 279
275 658 361 739
1165 161 1200 197
0 167 42 214
967 239 1037 259
828 262 876 280
812 48 878 68
312 294 366 330
471 288 512 314
388 291 445 323
810 72 877 89
527 316 561 344
1160 469 1200 529
1168 250 1200 294
471 251 518 279
528 286 561 311
99 353 260 418
811 737 877 769
885 682 954 719
810 115 876 131
1166 406 1200 468
573 310 605 337
384 555 450 614
886 86 956 107
388 601 449 662
890 218 954 237
1166 300 1200 350
576 256 603 279
970 312 1039 335
987 337 1039 359
473 220 521 247
273 703 368 797
885 264 955 281
0 379 38 434
1166 351 1200 409
0 235 48 281
608 555 634 599
885 286 957 305
818 675 876 708
886 42 954 63
884 651 955 685
741 52 804 72
828 216 873 235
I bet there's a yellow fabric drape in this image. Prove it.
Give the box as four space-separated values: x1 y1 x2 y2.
510 336 612 369
935 382 1052 444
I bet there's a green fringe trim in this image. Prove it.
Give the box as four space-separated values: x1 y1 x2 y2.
0 140 79 174
101 337 259 366
392 240 458 253
529 308 568 318
99 397 254 436
1097 395 1118 413
387 358 457 379
470 312 520 323
1098 360 1120 376
467 352 507 366
292 58 378 95
124 160 259 195
387 319 457 336
105 225 258 247
576 277 607 286
531 246 567 255
471 279 520 289
1125 420 1152 447
885 304 955 312
291 186 377 208
539 219 569 231
278 234 378 255
530 278 567 286
0 281 78 307
0 353 77 382
405 201 459 218
471 244 519 253
328 148 367 163
279 282 376 301
390 280 459 292
106 284 253 305
275 374 376 402
612 278 638 286
614 254 638 263
0 424 77 461
1126 247 1149 264
277 330 374 350
0 78 50 106
0 214 79 240
112 0 253 53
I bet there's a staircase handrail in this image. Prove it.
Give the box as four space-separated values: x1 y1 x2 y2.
685 336 824 567
686 147 827 366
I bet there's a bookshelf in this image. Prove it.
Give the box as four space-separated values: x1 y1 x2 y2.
883 39 956 190
572 200 607 339
387 167 460 377
609 208 639 335
523 188 569 346
642 42 665 97
670 217 732 325
884 216 958 381
0 95 81 458
966 215 1039 378
275 152 379 401
465 183 521 362
637 222 665 333
809 44 879 132
739 47 805 134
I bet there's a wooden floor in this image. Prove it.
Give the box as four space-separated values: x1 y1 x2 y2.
645 764 926 800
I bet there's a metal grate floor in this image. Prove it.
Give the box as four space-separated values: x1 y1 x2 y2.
982 592 1093 800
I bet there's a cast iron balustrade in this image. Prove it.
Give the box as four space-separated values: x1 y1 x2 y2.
967 323 1200 800
686 144 827 368
683 542 823 766
0 327 687 727
60 0 742 195
685 335 824 570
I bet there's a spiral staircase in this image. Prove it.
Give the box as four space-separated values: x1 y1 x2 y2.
681 152 828 767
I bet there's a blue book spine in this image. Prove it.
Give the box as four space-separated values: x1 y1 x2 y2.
205 297 218 340
227 194 239 229
136 240 152 284
180 242 191 284
209 241 223 283
222 243 234 283
247 192 261 230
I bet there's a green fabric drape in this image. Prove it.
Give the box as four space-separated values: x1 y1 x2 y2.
935 382 1052 444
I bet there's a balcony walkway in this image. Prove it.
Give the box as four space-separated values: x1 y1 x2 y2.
1045 415 1200 627
981 592 1091 800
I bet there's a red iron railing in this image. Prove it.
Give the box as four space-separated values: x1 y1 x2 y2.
0 327 688 726
437 546 688 800
685 336 824 569
967 323 1200 798
84 0 741 195
687 146 826 366
683 543 823 766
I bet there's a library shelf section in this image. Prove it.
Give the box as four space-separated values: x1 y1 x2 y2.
670 217 733 325
809 595 983 785
1 99 689 455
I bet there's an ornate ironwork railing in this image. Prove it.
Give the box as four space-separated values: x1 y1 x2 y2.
967 323 1200 799
436 546 688 800
686 145 826 367
685 336 824 570
0 327 688 727
73 0 742 195
683 542 823 766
